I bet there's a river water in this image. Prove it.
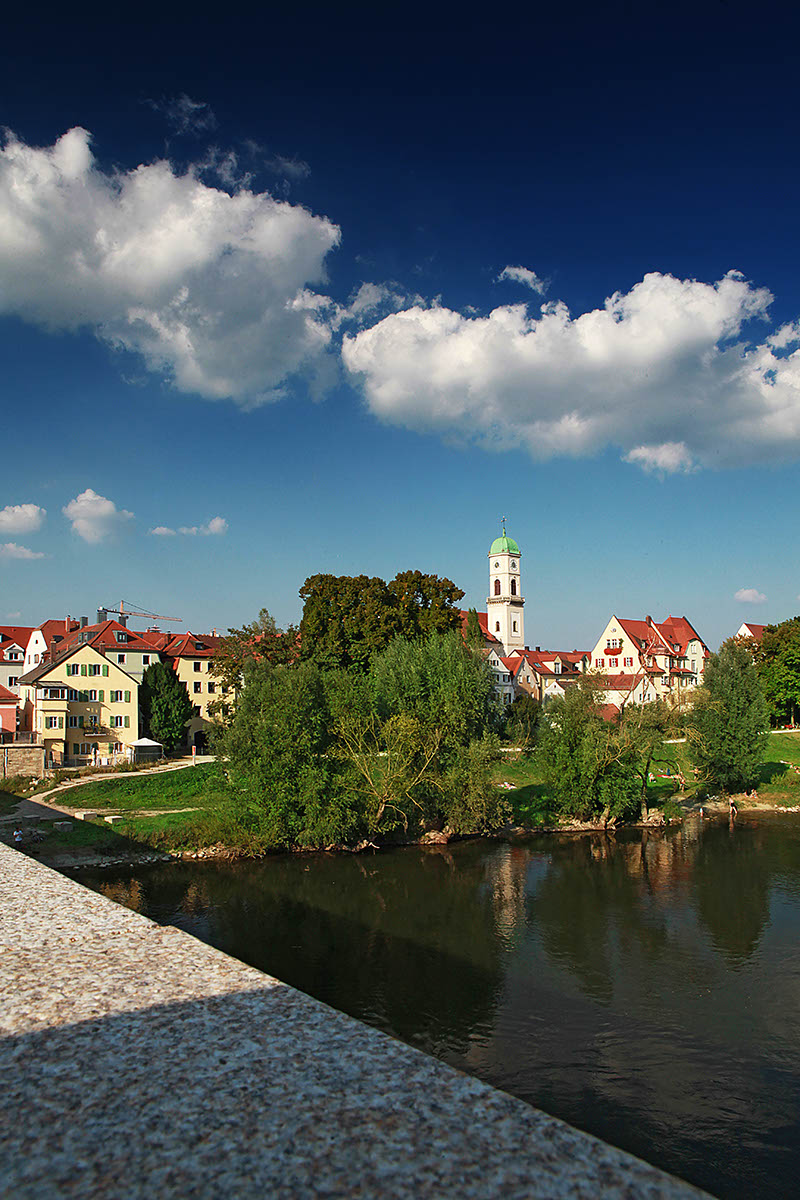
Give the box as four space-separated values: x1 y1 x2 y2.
74 812 800 1198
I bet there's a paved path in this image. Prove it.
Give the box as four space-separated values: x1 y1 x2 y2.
0 756 216 825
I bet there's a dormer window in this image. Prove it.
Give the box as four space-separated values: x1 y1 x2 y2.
116 631 128 643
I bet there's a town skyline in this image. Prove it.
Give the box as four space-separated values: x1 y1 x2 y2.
2 4 800 651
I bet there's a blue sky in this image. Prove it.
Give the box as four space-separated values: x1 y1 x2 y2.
2 3 800 649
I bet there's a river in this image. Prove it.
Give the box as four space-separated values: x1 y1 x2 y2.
73 811 800 1198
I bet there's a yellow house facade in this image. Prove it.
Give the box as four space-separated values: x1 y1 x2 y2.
19 644 140 767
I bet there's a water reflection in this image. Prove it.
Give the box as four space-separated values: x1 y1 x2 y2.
82 813 800 1199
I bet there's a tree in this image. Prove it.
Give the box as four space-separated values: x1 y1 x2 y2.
617 699 678 820
504 693 541 749
299 574 397 671
140 662 194 751
464 607 485 649
386 570 465 639
688 638 769 794
754 618 800 727
217 660 361 848
212 608 297 701
536 678 641 823
299 571 465 672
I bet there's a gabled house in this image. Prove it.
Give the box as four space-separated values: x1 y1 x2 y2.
51 618 161 682
737 622 766 642
18 643 140 767
589 614 709 708
0 640 28 696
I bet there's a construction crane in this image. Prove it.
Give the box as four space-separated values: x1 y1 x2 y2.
101 600 183 624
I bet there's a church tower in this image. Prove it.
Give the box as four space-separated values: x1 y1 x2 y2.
487 521 525 655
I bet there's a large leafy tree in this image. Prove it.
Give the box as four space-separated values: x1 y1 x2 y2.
299 571 464 671
140 662 194 751
688 638 769 793
387 570 465 639
754 618 800 727
618 699 679 819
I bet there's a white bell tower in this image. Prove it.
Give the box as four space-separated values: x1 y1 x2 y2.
487 519 524 655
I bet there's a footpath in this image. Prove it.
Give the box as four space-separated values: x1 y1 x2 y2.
0 756 216 826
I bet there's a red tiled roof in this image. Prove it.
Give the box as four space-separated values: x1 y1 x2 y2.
0 625 34 647
0 683 17 703
55 619 164 656
161 631 221 658
739 623 766 642
616 618 672 655
594 672 647 690
656 615 706 656
597 703 621 722
36 618 80 644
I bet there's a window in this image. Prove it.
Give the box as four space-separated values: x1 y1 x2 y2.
45 716 60 729
494 561 499 568
111 715 124 728
143 655 150 665
512 621 517 632
624 657 633 667
194 681 202 693
207 682 215 694
510 579 517 596
691 659 696 672
113 742 123 753
88 663 101 676
8 676 17 687
595 658 605 667
116 631 128 643
610 658 619 668
510 561 516 569
117 653 126 664
192 705 201 716
493 580 501 596
193 660 201 671
495 622 500 632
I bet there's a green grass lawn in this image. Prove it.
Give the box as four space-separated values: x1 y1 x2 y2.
755 732 800 803
54 763 230 811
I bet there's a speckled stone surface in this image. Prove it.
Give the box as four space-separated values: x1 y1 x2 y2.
0 845 710 1198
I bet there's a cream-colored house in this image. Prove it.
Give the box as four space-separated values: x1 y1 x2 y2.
18 644 140 767
589 614 708 708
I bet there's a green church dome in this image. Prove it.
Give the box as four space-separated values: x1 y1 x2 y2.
489 534 520 556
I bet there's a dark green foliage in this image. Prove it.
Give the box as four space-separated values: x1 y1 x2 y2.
299 571 464 672
220 630 506 846
504 693 541 747
217 660 362 848
618 699 678 819
140 661 193 751
689 639 769 793
536 680 641 822
753 618 800 727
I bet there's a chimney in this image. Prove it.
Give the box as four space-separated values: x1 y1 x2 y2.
96 608 108 624
65 615 71 632
535 645 541 652
80 616 88 628
646 615 653 627
118 613 129 627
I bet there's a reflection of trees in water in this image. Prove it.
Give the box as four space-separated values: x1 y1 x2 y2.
694 823 772 964
91 846 508 1060
529 832 690 1003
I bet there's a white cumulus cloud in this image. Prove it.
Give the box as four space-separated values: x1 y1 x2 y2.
497 265 547 294
153 516 228 537
62 489 133 543
0 503 46 534
343 269 800 471
734 588 768 604
0 127 341 405
0 543 45 560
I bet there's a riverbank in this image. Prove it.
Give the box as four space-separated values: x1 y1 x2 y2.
5 731 800 870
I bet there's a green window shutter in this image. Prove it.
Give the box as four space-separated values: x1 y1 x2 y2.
124 690 130 703
124 715 130 728
73 744 79 755
99 690 104 702
81 663 87 677
102 665 109 676
58 716 63 729
79 715 84 728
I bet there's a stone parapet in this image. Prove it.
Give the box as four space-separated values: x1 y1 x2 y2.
0 741 45 779
0 844 709 1199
